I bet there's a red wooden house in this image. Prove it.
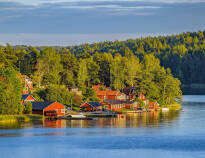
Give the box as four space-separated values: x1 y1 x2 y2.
96 90 126 101
147 102 159 110
21 94 35 104
80 102 102 111
122 87 137 101
103 100 139 111
31 101 66 116
123 87 147 103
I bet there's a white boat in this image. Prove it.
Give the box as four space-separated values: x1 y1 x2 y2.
71 114 86 118
161 107 169 111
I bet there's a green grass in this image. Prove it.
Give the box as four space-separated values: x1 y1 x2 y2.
161 102 181 111
0 114 43 123
25 114 44 120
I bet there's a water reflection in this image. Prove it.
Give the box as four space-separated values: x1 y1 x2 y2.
43 119 67 128
0 111 180 129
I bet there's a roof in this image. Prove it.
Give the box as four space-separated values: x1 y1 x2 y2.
96 90 120 96
147 102 158 106
31 101 55 110
87 102 102 107
123 87 137 95
92 85 103 90
21 94 33 100
103 99 133 105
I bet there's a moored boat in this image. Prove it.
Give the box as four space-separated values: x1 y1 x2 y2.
161 107 169 111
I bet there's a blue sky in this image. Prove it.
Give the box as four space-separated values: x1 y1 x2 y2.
0 0 204 46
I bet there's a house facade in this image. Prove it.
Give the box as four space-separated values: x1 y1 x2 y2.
21 94 35 104
103 100 139 111
147 102 159 110
80 102 102 111
96 91 126 101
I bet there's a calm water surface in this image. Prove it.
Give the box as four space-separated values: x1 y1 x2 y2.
0 95 205 158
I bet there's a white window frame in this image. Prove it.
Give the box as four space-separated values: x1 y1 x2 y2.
61 109 65 113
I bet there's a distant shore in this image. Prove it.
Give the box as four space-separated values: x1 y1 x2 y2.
182 84 205 95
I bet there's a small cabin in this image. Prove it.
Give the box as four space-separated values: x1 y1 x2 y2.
80 102 102 111
96 90 125 101
103 100 127 111
21 94 35 104
103 100 140 111
31 101 66 116
147 102 158 110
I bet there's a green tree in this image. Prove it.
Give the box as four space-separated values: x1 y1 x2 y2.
110 54 125 90
82 88 100 102
77 59 88 88
0 67 23 114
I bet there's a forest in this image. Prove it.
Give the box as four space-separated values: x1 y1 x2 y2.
2 30 205 114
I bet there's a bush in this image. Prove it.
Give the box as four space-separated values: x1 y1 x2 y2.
24 102 32 114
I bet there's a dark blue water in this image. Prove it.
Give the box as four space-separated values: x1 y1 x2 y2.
0 95 205 158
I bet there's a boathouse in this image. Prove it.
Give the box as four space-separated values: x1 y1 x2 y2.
31 101 66 116
80 102 102 111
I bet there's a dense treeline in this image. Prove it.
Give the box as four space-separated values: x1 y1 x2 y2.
13 31 205 85
4 31 204 113
0 32 184 111
61 30 204 85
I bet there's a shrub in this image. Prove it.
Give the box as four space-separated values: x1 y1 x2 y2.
24 102 32 114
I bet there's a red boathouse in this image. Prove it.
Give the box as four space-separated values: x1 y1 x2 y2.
31 101 66 116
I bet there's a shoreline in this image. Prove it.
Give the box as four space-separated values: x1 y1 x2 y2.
0 114 43 123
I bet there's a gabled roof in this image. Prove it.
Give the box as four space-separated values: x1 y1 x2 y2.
123 87 137 95
21 94 34 100
87 102 102 107
32 101 55 110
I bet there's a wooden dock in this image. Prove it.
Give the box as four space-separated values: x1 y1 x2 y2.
84 113 117 118
58 116 93 120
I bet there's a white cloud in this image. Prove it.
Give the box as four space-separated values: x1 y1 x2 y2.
61 5 161 10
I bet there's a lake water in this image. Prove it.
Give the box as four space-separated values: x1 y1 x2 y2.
0 95 205 158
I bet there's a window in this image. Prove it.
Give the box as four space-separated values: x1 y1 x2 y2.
61 109 65 113
56 109 58 113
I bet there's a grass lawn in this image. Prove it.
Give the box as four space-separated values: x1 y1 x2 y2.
0 114 43 123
